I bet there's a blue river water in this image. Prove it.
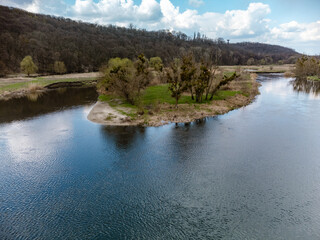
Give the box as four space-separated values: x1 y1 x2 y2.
0 75 320 239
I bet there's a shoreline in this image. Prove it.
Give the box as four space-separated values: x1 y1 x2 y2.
88 93 259 127
0 81 97 101
0 72 100 101
88 73 261 127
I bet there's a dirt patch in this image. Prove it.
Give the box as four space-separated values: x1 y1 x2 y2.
88 101 142 126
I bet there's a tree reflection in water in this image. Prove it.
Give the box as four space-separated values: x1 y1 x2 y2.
100 126 146 149
0 87 98 123
292 78 320 96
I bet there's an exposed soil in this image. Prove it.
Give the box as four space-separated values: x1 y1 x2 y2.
88 101 142 126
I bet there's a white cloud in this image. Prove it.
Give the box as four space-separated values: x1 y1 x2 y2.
189 0 204 8
197 3 271 39
156 2 271 39
71 0 161 24
271 21 320 42
2 0 70 15
4 113 73 163
160 0 198 29
26 0 40 13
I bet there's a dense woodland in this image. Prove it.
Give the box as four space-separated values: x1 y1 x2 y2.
0 5 300 75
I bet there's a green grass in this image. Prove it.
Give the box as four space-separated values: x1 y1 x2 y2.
0 82 31 92
307 76 320 81
98 84 246 120
100 84 243 107
99 94 137 109
98 94 113 102
99 84 246 118
223 71 236 78
141 84 242 105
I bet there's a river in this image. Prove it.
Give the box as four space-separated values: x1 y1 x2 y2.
0 74 320 239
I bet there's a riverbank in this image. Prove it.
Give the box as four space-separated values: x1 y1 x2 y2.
0 72 100 100
220 64 295 74
88 72 260 127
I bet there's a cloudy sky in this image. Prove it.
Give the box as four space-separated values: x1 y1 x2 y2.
1 0 319 54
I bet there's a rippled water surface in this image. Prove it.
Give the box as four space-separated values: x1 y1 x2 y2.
1 75 320 239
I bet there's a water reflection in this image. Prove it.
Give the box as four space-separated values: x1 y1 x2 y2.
27 91 44 102
101 126 146 149
2 113 73 163
0 87 98 124
292 78 320 96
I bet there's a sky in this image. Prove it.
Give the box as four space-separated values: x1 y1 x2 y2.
1 0 319 54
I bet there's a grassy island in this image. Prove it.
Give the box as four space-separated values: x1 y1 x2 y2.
88 56 261 126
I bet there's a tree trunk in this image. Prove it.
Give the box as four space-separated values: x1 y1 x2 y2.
190 88 194 100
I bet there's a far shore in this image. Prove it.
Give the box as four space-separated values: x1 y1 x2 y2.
0 65 294 101
0 72 100 100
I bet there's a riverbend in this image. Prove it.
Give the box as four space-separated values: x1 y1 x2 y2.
1 74 320 239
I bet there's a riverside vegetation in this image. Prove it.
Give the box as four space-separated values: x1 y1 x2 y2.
93 54 260 126
295 56 320 81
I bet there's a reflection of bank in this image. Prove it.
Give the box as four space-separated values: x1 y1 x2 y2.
0 87 98 124
100 126 146 149
292 78 320 97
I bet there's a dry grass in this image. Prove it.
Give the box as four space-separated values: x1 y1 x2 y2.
27 83 44 92
284 71 295 78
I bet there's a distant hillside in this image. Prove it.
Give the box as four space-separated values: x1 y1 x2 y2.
0 5 300 74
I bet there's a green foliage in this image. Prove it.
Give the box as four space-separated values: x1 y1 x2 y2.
100 57 135 104
20 56 38 76
209 72 239 100
99 55 150 105
167 59 189 106
54 61 67 74
180 54 197 100
150 57 163 72
135 54 150 93
247 58 255 65
259 59 266 65
307 76 320 81
167 54 240 104
194 63 210 102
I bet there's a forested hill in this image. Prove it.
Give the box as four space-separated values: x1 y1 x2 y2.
0 5 299 74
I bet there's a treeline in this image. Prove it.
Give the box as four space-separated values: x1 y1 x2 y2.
0 5 300 75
